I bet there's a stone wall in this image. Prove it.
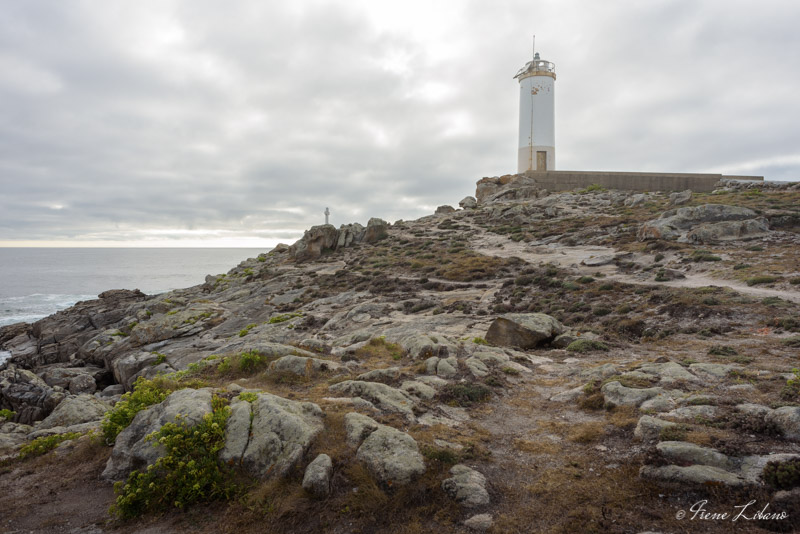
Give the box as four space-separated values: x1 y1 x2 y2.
521 170 763 193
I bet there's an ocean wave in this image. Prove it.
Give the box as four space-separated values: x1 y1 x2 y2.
0 294 95 328
0 351 11 366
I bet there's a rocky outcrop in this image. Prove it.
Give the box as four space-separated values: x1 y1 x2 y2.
485 313 565 349
220 393 323 479
476 174 542 204
637 204 770 243
289 218 389 262
345 412 425 486
459 196 478 209
290 224 339 262
102 388 214 481
0 365 65 424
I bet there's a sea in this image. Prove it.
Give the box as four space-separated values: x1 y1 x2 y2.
0 248 265 363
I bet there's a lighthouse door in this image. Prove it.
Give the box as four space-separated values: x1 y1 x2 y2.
536 151 547 171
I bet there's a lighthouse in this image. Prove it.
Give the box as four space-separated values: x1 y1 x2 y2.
514 49 556 173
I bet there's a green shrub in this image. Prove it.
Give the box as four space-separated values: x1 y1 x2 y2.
707 345 737 356
659 424 689 442
579 184 606 194
237 391 258 403
19 432 82 459
472 337 489 346
102 377 183 445
238 350 269 373
238 323 257 337
566 339 609 353
577 276 595 284
151 352 167 365
782 336 800 348
0 409 15 420
268 312 303 324
780 368 800 401
790 277 800 285
439 383 491 406
354 337 404 361
110 396 234 519
762 458 800 490
690 250 721 262
421 446 460 465
746 276 777 286
733 263 750 270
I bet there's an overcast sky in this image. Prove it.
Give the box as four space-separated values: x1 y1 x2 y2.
1 0 798 248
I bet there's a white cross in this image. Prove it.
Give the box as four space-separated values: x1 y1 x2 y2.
324 207 330 225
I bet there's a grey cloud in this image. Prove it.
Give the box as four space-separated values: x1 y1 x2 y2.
0 0 798 244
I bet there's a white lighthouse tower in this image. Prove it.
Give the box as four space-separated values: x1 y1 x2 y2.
514 47 556 173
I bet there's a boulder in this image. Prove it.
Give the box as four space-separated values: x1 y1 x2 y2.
290 224 339 262
38 365 105 390
687 218 770 244
459 196 478 209
356 367 401 383
337 223 365 249
436 205 456 214
485 313 565 349
328 381 416 419
601 381 663 407
400 380 436 400
363 218 389 244
220 393 323 479
68 374 97 395
769 406 800 440
624 194 648 207
102 388 213 481
269 355 342 376
638 204 764 242
464 514 493 531
442 464 490 507
111 351 161 391
436 357 459 378
355 418 425 486
37 394 109 430
668 190 692 206
634 416 677 442
302 453 333 497
344 412 381 448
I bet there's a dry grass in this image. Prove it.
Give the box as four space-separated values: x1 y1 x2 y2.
512 438 562 455
567 422 606 444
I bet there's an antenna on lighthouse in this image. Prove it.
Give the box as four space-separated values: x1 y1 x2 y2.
532 35 535 61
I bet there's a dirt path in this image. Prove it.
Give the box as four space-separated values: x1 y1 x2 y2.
472 231 800 303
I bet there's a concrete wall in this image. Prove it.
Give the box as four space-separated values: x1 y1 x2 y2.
523 170 763 192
